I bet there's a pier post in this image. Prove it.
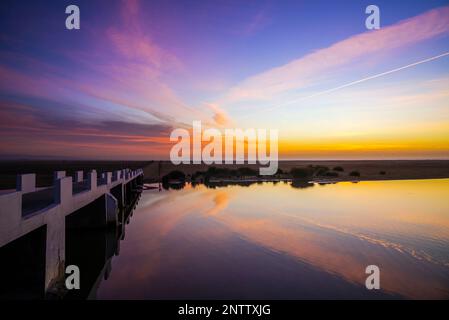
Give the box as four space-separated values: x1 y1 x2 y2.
16 174 36 194
54 176 72 206
46 176 72 292
106 172 112 185
87 170 97 191
53 171 66 181
75 171 83 182
0 192 22 247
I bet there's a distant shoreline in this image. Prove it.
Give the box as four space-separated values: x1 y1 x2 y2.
1 159 448 190
160 176 449 186
146 159 449 183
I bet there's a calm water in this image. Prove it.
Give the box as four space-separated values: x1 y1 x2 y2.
95 179 449 299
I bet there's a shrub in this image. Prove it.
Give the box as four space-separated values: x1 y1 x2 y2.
206 166 219 175
379 171 386 175
325 171 339 177
333 166 344 172
161 170 186 190
349 171 360 177
291 180 314 189
206 167 232 177
315 168 329 176
162 170 186 183
191 171 205 180
290 167 313 179
308 165 329 176
237 167 258 176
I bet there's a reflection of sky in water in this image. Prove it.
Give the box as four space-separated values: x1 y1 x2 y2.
97 179 449 299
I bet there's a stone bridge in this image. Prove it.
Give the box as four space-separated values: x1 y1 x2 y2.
0 168 144 296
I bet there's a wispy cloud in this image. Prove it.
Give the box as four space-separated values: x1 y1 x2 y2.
205 103 232 126
220 6 449 104
0 100 174 159
239 5 271 37
108 0 182 71
0 0 225 159
250 51 449 117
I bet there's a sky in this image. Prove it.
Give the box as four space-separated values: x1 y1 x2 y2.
0 0 448 160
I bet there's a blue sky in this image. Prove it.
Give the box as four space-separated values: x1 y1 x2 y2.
0 0 448 159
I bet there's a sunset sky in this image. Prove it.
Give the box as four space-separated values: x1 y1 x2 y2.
0 0 448 160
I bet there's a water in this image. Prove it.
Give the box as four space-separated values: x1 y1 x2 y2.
94 179 449 299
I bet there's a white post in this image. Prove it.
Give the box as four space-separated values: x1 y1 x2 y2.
16 174 36 194
46 176 72 290
107 172 112 185
0 192 22 247
53 176 73 206
45 214 65 291
87 170 97 191
53 171 66 181
75 171 83 182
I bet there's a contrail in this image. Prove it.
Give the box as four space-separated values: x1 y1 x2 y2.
240 51 449 118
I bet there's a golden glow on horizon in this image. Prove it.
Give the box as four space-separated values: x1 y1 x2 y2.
276 121 449 158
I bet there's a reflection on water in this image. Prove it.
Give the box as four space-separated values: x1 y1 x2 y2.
93 179 449 299
64 206 135 300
